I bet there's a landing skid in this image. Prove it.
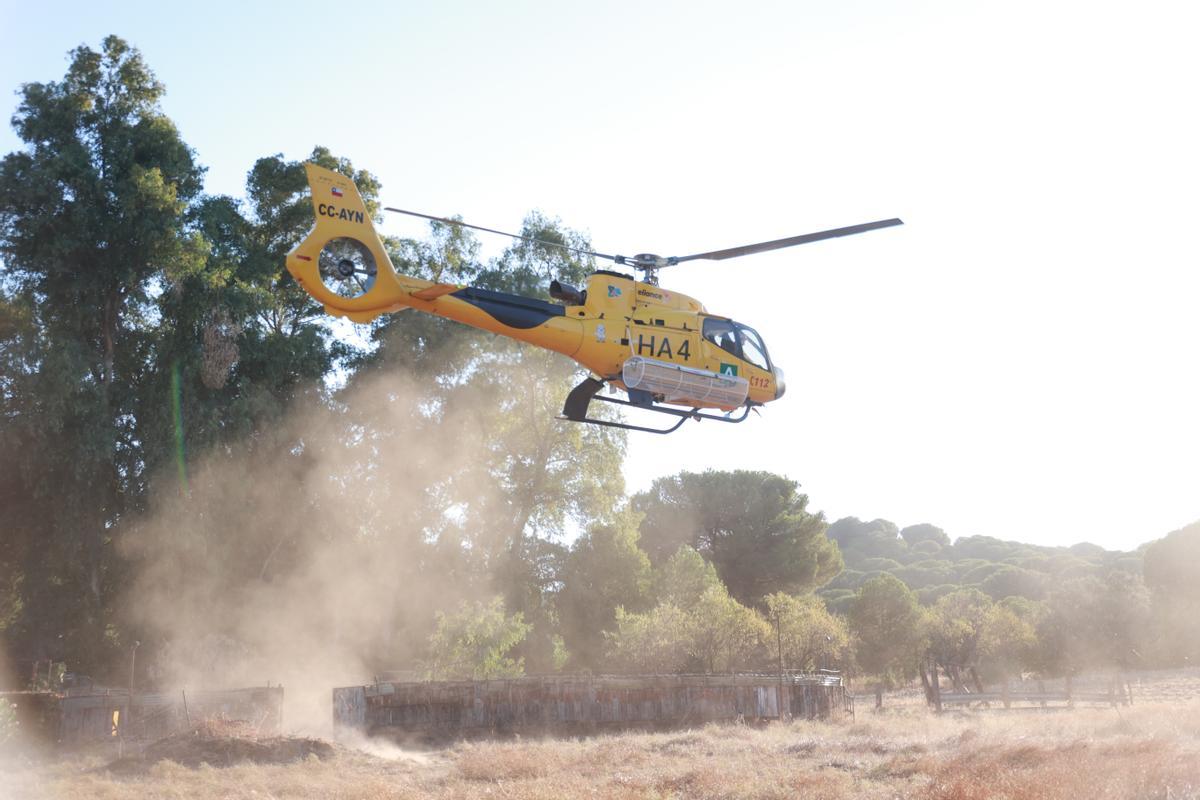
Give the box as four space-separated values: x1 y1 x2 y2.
559 377 753 435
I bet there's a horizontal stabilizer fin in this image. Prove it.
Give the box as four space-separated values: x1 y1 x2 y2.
410 283 462 301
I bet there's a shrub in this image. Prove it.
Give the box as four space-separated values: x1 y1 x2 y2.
0 700 18 749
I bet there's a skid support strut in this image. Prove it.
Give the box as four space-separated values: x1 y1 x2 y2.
559 377 753 434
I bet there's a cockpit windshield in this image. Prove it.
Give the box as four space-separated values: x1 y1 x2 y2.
702 318 772 371
738 326 770 371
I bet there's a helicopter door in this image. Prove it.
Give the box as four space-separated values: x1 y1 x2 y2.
700 317 749 378
702 318 742 360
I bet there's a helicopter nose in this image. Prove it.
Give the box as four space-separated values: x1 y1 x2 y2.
774 366 786 399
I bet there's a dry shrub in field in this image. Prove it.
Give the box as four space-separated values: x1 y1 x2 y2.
110 717 334 771
649 732 705 755
888 738 1200 800
652 762 853 800
455 741 567 781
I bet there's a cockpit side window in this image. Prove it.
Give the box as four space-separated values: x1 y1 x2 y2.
737 326 771 371
702 318 742 359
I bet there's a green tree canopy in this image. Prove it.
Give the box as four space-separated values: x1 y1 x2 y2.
1142 521 1200 664
0 35 204 668
978 602 1039 681
900 523 951 548
764 592 850 672
847 574 923 687
689 586 771 673
1036 573 1151 675
925 588 993 675
1143 520 1200 602
828 518 908 562
556 512 653 669
633 470 842 606
653 546 723 608
425 597 531 680
980 565 1047 601
607 603 693 674
607 580 770 674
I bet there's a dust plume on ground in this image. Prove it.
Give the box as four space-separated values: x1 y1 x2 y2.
118 367 508 734
334 728 432 764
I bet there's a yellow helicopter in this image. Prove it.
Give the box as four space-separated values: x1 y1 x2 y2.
286 164 902 434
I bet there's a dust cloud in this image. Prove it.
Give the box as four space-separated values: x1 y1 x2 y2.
335 728 433 763
119 367 510 735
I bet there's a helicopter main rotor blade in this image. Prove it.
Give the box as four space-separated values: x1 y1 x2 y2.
384 207 616 263
670 218 904 264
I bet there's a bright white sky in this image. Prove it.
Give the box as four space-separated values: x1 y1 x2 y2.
3 0 1197 551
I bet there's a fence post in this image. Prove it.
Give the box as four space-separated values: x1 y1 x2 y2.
773 610 789 722
1002 679 1010 709
128 641 140 737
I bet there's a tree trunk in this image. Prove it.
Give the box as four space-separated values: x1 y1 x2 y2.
931 660 943 713
970 666 985 694
918 661 935 705
82 289 121 634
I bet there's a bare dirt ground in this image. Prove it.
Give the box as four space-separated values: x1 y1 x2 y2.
5 696 1200 800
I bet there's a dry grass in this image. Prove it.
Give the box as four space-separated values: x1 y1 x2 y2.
5 701 1200 799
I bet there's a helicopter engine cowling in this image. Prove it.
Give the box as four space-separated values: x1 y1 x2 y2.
549 280 586 305
622 356 749 408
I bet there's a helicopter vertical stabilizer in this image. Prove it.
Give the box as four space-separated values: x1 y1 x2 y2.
286 164 451 322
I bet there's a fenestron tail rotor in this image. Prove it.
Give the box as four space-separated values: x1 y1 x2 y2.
318 237 377 298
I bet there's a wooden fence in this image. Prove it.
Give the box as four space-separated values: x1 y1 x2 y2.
933 675 1132 711
334 673 847 740
3 685 284 745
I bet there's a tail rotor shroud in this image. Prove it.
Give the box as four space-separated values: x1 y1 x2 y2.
318 237 378 299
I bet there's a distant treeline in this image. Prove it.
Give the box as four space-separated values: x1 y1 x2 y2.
1 38 1197 693
822 518 1142 610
